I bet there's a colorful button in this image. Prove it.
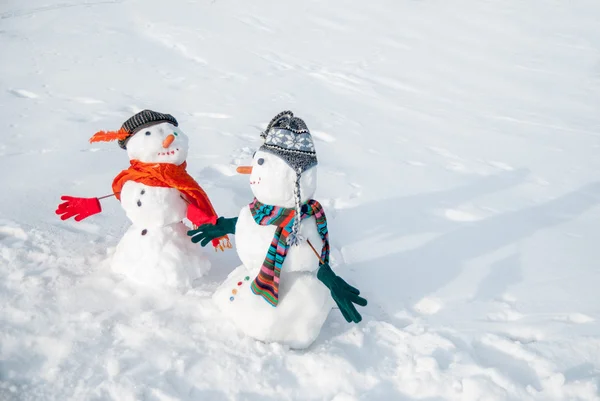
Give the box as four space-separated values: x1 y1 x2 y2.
244 276 250 281
232 289 237 295
237 281 242 286
229 296 234 301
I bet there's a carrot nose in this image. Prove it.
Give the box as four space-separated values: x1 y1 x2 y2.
162 134 175 148
236 166 253 174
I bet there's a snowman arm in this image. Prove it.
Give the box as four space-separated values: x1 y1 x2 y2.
55 195 103 221
317 264 367 323
187 216 238 246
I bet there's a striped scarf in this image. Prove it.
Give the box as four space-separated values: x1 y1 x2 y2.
249 198 329 306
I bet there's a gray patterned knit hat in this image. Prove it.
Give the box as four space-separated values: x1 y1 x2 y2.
259 111 318 246
118 110 178 149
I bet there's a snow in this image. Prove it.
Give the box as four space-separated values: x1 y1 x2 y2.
1 0 600 400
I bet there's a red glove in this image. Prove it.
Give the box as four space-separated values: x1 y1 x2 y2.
55 196 102 222
186 202 217 227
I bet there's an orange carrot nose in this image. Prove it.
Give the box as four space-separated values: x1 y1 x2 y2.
236 166 253 174
162 134 175 148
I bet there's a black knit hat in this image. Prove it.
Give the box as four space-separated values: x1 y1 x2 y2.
117 109 178 149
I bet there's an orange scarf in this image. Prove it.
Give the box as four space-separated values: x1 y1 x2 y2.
112 160 230 251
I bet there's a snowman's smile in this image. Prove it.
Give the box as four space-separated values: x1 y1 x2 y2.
157 148 180 156
250 176 262 185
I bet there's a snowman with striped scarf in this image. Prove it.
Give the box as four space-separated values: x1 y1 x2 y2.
188 111 367 349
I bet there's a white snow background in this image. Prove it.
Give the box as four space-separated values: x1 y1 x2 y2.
1 0 600 400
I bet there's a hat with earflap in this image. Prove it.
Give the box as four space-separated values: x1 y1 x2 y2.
259 110 318 245
89 109 178 149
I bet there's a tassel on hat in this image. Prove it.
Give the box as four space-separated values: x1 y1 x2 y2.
285 171 305 246
89 127 130 143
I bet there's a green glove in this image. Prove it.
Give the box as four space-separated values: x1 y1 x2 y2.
317 264 367 323
187 217 238 247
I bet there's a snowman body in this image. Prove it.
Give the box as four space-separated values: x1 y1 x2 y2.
213 151 333 349
110 122 210 289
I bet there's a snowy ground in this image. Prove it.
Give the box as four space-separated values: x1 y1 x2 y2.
2 0 600 400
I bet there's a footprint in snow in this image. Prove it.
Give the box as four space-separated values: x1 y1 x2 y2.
414 297 442 315
428 146 462 160
0 224 28 244
192 112 231 119
311 130 336 143
71 97 104 105
211 164 238 177
499 327 544 344
487 301 524 322
445 161 468 173
443 209 482 222
407 160 427 167
235 15 274 33
487 160 514 171
9 89 39 99
553 313 594 324
121 105 141 114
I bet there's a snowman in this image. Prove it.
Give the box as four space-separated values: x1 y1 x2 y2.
56 109 230 290
188 111 367 349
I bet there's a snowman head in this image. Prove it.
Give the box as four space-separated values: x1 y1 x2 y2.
89 110 188 165
238 111 319 209
125 122 189 165
242 150 317 207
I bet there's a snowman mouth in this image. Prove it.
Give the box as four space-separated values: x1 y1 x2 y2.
250 177 262 185
157 148 180 156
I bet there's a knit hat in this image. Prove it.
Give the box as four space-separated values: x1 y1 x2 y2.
89 109 178 149
259 110 318 246
259 110 318 173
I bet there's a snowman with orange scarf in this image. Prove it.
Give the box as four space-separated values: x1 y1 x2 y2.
56 110 231 290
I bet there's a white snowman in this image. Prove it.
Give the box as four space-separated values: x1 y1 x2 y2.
188 111 367 349
56 110 230 290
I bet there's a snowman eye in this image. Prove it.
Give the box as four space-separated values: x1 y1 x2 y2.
257 158 264 165
173 132 178 136
145 131 151 136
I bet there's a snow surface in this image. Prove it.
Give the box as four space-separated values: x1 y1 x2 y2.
1 0 600 400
